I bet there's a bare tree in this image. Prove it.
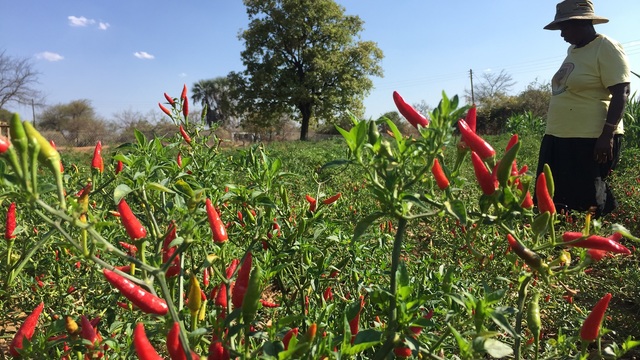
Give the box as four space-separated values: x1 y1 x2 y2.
0 50 43 109
466 69 516 105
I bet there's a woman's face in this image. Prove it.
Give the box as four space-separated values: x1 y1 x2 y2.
558 20 591 45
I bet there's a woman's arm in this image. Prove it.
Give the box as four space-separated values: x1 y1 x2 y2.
594 82 630 163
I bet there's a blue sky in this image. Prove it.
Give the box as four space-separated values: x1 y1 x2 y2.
2 1 639 123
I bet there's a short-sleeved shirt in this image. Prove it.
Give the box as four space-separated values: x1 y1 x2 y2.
546 34 630 138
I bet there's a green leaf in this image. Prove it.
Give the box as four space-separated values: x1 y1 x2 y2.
352 212 384 243
532 211 551 237
444 199 468 224
489 309 518 338
342 329 384 354
336 126 356 152
320 159 352 171
113 184 133 204
147 182 175 194
485 288 507 305
611 224 640 242
134 128 146 146
483 338 513 358
448 323 471 355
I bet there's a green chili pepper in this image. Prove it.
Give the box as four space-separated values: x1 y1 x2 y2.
9 113 28 155
242 264 263 324
542 164 554 198
22 121 61 173
496 140 520 187
528 291 541 353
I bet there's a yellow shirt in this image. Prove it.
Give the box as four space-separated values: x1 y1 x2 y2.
546 34 630 138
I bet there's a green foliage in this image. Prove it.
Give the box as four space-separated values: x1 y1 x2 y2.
505 111 545 137
233 0 384 141
1 88 640 360
475 79 551 135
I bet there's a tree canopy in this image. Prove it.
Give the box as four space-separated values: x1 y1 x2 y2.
191 77 236 128
0 50 42 110
38 99 106 146
233 0 383 140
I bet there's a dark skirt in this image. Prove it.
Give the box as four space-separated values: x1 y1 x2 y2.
534 134 622 218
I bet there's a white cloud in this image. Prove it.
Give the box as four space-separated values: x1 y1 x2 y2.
68 16 95 27
134 51 155 60
179 73 187 78
36 52 64 62
98 22 110 30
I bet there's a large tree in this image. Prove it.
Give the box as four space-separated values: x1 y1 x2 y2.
191 77 236 128
235 0 383 140
0 50 43 110
466 69 516 106
38 99 106 146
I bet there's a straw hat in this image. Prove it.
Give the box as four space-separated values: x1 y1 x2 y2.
544 0 609 30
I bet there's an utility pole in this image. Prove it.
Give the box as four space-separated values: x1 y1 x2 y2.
469 69 475 105
31 99 36 128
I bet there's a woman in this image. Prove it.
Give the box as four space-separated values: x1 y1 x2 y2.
536 0 630 217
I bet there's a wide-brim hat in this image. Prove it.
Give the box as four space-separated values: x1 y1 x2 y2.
544 0 609 30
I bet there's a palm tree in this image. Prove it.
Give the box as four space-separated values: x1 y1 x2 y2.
191 77 233 127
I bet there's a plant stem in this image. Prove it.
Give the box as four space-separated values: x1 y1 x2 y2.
514 274 532 360
373 217 407 360
157 275 193 360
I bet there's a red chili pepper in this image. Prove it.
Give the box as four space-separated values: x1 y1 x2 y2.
181 84 188 102
465 104 477 133
179 125 191 145
213 259 239 308
117 199 147 240
80 315 98 349
282 328 299 350
164 93 176 108
506 234 546 273
208 334 229 360
458 119 495 159
580 293 612 342
115 265 131 273
305 194 317 212
535 173 556 214
203 268 210 287
259 299 279 308
0 135 10 153
471 152 497 195
505 134 519 152
521 191 534 209
5 202 16 241
393 346 412 358
119 241 138 256
323 286 334 301
176 152 182 168
49 140 64 172
102 269 168 315
392 91 429 128
9 302 44 357
162 222 180 278
348 295 365 343
133 323 162 360
159 103 172 117
232 252 252 309
166 322 183 360
561 232 631 254
588 248 608 262
322 192 342 205
206 199 228 243
431 158 450 190
182 97 189 118
115 160 124 175
91 141 104 173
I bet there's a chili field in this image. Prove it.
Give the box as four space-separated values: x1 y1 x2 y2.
1 89 640 359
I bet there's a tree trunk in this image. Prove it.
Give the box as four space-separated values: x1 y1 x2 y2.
299 103 312 141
